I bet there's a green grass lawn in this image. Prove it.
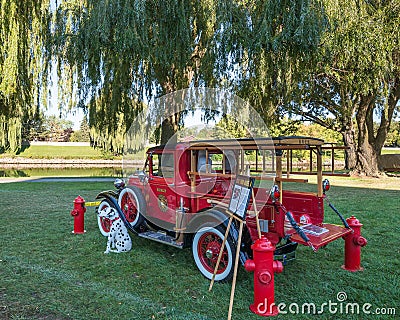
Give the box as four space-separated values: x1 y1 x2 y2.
382 148 400 155
1 145 119 160
0 179 399 319
1 144 150 160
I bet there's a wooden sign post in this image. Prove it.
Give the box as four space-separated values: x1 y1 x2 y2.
208 175 255 320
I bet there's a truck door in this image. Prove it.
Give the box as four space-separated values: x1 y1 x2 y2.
147 152 176 225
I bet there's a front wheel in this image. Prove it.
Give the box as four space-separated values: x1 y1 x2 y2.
192 224 236 282
118 186 145 230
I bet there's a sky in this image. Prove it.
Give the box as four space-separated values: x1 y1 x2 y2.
46 108 85 130
45 88 85 129
45 64 85 130
45 0 85 130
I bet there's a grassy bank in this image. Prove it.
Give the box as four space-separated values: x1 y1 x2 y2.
0 179 399 319
1 145 120 160
0 167 123 178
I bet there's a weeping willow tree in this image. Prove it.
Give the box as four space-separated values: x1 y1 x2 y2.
235 0 400 176
52 0 326 150
52 0 233 149
0 1 51 152
285 0 400 176
0 0 326 153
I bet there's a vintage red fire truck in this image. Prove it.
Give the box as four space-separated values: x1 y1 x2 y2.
96 136 354 282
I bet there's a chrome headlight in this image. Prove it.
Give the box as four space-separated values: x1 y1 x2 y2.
114 178 125 189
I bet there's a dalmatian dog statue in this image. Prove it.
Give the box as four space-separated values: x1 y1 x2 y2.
97 206 132 254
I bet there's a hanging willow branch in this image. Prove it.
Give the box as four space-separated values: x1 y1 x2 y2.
0 1 51 151
52 0 225 150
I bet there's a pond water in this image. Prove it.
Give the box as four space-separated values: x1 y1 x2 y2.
0 167 123 178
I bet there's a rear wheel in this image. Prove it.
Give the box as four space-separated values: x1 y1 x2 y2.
97 200 112 237
192 224 236 282
118 186 145 230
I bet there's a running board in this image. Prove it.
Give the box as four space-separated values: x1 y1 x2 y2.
138 231 184 249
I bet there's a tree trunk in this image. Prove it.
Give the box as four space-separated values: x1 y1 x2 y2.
353 95 382 177
352 79 400 177
156 43 204 145
354 138 381 176
160 116 178 145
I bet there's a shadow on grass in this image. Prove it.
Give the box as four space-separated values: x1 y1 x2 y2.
16 142 31 155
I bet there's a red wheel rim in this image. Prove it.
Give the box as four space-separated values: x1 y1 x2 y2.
197 231 228 274
121 192 138 223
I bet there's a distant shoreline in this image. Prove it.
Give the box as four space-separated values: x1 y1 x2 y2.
22 141 91 147
0 157 144 168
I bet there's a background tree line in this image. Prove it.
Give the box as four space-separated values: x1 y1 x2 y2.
0 0 399 175
22 114 90 142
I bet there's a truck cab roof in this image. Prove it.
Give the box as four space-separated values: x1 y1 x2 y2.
147 136 325 153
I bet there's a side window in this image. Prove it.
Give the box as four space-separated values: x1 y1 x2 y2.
224 150 237 174
197 150 212 173
210 153 222 172
151 153 174 178
160 153 174 178
152 154 160 176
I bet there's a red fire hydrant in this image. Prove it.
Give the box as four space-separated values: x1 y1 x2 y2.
342 216 367 272
245 236 283 317
70 196 86 234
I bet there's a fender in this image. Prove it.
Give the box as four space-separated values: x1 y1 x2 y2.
95 190 137 235
95 190 119 200
188 207 248 265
